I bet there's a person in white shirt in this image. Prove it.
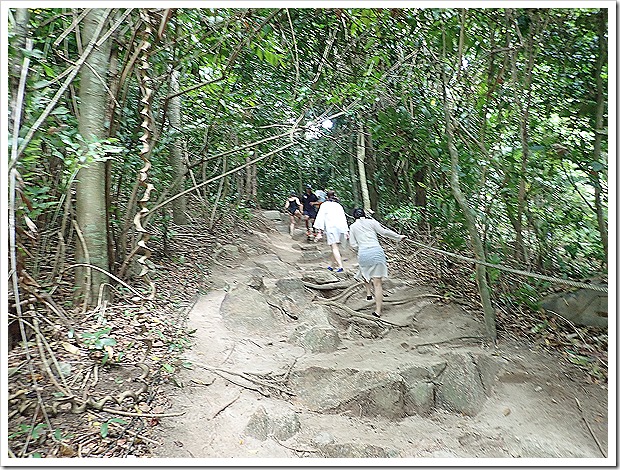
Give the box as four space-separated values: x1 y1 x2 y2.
313 190 349 272
348 208 406 317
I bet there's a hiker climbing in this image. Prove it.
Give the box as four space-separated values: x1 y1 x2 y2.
313 190 349 272
301 184 320 240
284 191 302 237
348 207 406 318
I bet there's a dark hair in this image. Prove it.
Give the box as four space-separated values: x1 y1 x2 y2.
326 190 336 200
289 190 296 196
353 208 365 219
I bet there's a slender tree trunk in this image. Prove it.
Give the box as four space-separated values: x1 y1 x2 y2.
9 8 29 136
592 9 608 262
364 127 379 213
75 9 112 306
356 123 371 211
348 135 361 208
168 69 188 224
444 102 496 340
440 25 496 340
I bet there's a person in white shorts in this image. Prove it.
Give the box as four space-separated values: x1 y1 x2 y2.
313 190 349 272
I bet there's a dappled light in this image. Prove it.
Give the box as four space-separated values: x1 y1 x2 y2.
6 5 610 462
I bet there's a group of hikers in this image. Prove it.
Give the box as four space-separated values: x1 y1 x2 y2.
284 185 406 318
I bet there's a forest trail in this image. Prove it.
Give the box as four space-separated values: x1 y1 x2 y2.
150 212 608 460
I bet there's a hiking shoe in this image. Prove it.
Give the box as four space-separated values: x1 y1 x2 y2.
371 311 381 318
336 268 344 273
327 266 334 271
366 295 373 301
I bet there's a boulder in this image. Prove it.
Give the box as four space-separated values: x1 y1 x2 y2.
253 254 290 278
317 442 401 458
290 324 341 353
244 402 301 441
435 353 487 416
219 285 282 333
275 278 307 298
289 367 405 419
263 210 281 221
540 288 607 328
398 361 446 417
302 271 340 285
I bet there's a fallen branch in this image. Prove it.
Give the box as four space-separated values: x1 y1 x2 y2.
210 392 241 420
575 397 606 458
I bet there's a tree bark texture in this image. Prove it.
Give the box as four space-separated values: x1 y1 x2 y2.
9 8 29 136
592 9 608 262
75 9 112 306
168 69 188 224
356 123 371 212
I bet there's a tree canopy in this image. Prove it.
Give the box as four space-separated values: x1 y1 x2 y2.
8 5 609 331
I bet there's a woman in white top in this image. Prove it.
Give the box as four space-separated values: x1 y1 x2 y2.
348 208 406 317
313 190 349 272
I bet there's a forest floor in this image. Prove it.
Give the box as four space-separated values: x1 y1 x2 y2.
6 209 609 462
147 211 609 462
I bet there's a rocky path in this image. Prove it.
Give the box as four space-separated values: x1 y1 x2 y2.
151 212 608 461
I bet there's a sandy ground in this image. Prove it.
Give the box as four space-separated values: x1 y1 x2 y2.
150 214 610 464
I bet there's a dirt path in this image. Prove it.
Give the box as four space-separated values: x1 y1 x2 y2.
150 212 608 461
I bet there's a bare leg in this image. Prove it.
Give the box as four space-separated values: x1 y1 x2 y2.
289 215 295 237
331 243 344 269
364 280 372 299
372 277 383 315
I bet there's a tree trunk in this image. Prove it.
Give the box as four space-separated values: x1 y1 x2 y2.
364 127 379 213
9 8 29 136
75 9 112 306
356 123 371 212
348 134 361 208
440 24 496 340
444 101 497 341
168 69 188 224
592 9 608 263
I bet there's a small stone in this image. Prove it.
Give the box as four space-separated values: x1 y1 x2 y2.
534 386 543 392
503 408 511 416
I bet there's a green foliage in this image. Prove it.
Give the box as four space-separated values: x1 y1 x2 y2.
80 327 117 365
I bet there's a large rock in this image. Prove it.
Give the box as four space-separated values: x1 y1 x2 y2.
244 402 301 441
289 367 405 419
263 210 281 221
398 361 446 417
540 288 607 328
302 271 340 285
219 285 282 333
435 353 487 416
253 254 290 278
275 278 307 298
316 442 401 458
290 324 341 353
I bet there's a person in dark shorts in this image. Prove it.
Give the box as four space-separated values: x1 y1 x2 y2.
284 191 302 237
301 184 320 238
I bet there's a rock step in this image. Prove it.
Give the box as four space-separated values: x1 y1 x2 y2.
289 347 504 419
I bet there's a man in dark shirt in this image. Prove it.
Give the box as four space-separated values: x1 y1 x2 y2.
301 184 319 238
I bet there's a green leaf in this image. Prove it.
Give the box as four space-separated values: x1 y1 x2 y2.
108 418 127 425
162 363 175 373
100 422 109 438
